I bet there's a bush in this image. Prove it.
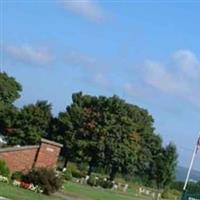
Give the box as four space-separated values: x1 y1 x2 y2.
161 189 181 199
87 174 97 187
63 170 72 181
71 170 85 178
11 171 24 180
97 178 113 189
0 160 10 178
77 162 88 172
67 162 77 172
23 168 63 195
67 162 86 179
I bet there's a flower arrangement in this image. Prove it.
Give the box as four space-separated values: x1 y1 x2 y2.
12 179 43 193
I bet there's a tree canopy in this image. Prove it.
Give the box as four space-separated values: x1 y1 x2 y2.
0 72 178 189
51 92 177 186
0 72 22 105
0 72 22 135
7 101 52 145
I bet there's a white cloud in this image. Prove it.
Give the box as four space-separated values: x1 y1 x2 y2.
124 83 147 98
4 44 53 66
62 0 104 22
65 51 97 68
64 50 110 89
173 49 200 79
143 50 200 107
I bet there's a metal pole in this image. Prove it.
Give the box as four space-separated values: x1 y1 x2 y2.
183 133 200 191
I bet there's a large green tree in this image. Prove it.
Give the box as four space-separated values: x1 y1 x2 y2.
7 101 52 145
0 72 22 135
53 92 159 180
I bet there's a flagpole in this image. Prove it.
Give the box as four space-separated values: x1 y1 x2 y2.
183 133 200 191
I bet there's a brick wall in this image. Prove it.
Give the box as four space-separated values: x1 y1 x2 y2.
0 139 62 173
35 139 62 168
0 146 39 172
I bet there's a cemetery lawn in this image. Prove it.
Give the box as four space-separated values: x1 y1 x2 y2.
64 181 152 200
0 182 62 200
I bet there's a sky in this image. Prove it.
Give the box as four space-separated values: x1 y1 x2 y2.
1 0 200 170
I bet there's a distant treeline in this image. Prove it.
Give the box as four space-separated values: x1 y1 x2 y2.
0 72 178 189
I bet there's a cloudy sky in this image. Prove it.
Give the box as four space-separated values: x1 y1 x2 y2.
1 0 200 169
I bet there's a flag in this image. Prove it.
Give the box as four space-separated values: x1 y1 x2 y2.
196 136 200 154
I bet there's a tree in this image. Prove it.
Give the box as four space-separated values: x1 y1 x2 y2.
161 143 177 188
0 72 22 105
53 92 157 180
0 72 22 135
7 101 52 145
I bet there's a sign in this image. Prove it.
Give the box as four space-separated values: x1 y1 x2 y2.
46 147 54 152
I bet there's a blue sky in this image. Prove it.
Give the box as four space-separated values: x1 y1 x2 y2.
1 0 200 169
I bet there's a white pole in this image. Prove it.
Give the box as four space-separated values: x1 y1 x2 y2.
183 133 200 191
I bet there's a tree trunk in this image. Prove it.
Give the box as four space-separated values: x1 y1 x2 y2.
109 166 118 181
87 160 94 175
62 157 69 169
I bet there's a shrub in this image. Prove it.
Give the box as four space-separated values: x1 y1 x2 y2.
0 160 10 178
67 162 77 172
11 171 24 180
23 168 63 195
71 170 85 178
161 189 180 199
87 174 97 187
98 178 113 189
77 162 88 172
67 162 86 179
63 170 72 181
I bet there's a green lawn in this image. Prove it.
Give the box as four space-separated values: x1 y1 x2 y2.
64 181 152 200
0 181 162 200
0 182 62 200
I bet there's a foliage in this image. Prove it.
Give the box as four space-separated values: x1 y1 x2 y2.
71 169 86 179
0 160 10 178
52 93 154 179
161 189 181 199
0 72 22 105
23 168 63 195
0 72 21 136
0 71 178 189
63 170 72 181
171 181 200 194
66 162 86 178
146 142 177 188
11 171 24 180
87 174 97 187
97 177 113 189
50 92 177 188
7 101 52 145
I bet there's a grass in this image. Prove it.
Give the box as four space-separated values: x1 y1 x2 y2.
0 182 62 200
64 181 153 200
0 181 166 200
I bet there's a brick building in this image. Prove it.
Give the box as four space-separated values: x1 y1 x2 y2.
0 138 63 172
